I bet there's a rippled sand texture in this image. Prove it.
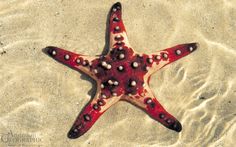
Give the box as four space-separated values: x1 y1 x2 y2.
0 0 236 147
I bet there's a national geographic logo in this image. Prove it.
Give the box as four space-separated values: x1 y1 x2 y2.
1 130 42 146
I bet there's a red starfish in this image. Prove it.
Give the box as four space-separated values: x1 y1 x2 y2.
45 2 198 139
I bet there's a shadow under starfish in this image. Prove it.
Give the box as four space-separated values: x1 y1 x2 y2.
43 2 198 139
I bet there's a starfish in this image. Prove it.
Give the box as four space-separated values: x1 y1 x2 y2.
44 2 198 139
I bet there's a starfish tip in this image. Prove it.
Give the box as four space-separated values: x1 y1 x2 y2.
114 2 121 6
67 128 81 139
188 42 199 52
172 121 182 132
44 46 57 57
112 2 122 10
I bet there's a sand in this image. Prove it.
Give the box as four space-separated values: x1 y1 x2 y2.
0 0 236 147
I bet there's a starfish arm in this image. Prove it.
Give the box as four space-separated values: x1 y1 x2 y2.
124 90 182 132
148 43 198 72
45 46 95 76
109 2 131 50
67 94 120 139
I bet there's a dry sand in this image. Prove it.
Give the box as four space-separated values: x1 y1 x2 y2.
0 0 236 147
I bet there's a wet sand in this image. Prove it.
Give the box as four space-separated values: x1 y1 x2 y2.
0 0 236 146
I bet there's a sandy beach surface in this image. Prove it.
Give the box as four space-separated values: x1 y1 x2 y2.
0 0 236 146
